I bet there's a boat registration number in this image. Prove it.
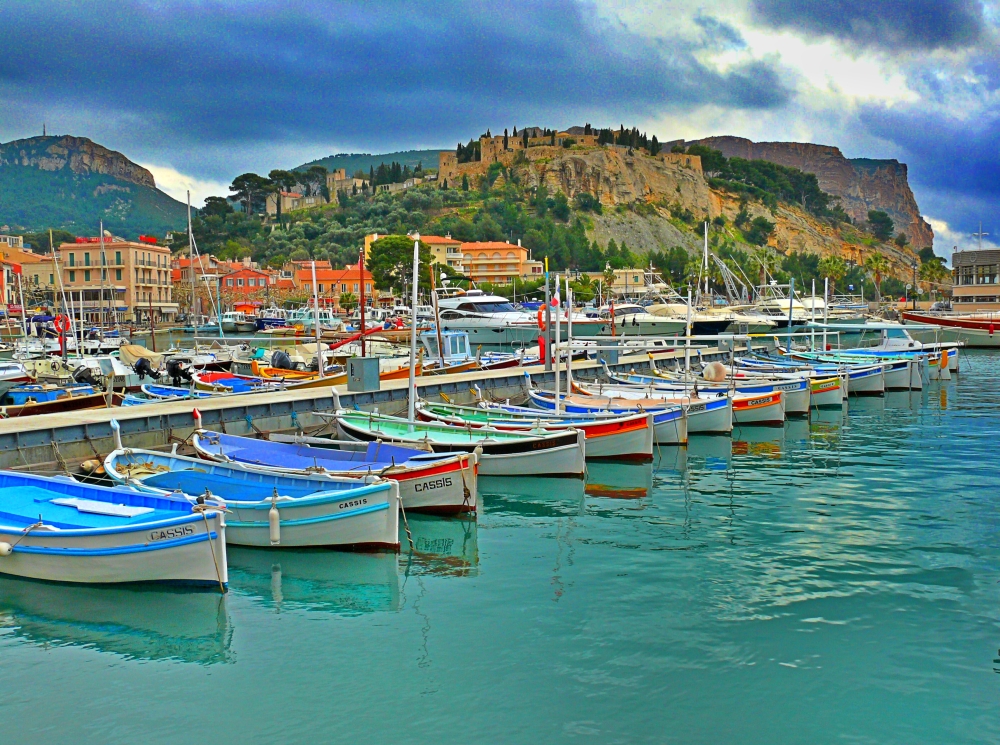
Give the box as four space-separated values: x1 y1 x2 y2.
149 525 195 542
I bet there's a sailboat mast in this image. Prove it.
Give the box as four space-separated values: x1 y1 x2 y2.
187 191 195 324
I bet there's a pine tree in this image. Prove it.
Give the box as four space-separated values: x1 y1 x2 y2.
522 129 529 148
503 128 509 150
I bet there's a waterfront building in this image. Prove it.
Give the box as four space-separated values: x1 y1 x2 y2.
951 248 998 311
421 235 465 273
57 237 177 324
0 235 24 250
460 240 543 284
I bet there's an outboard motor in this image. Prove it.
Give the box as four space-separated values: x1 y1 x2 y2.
165 358 193 387
271 349 293 370
72 366 100 388
133 356 154 381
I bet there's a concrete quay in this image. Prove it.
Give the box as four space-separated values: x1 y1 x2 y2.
0 347 721 473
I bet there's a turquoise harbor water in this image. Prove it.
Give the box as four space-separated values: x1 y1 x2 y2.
4 354 1000 744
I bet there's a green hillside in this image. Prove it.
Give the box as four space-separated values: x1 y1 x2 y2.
0 137 188 240
296 149 443 175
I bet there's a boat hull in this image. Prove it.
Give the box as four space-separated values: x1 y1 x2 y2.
685 398 733 434
0 512 227 588
809 377 844 408
225 484 399 550
733 392 785 426
884 361 912 391
334 416 586 477
847 368 885 396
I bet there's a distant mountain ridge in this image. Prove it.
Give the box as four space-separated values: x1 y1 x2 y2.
0 135 187 239
688 136 934 249
296 149 442 175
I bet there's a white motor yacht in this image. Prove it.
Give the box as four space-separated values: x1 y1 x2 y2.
436 289 608 350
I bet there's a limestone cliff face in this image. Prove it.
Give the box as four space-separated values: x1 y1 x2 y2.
525 146 712 215
690 136 934 249
0 135 156 188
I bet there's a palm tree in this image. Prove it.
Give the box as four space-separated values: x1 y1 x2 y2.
919 259 951 298
863 251 890 301
818 254 848 295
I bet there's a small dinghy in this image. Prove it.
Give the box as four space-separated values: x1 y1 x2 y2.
0 471 227 588
191 428 479 515
325 409 586 478
104 422 399 550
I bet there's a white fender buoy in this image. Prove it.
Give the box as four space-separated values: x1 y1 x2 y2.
269 491 280 546
0 542 12 556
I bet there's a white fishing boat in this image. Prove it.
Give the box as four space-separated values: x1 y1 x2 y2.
191 429 479 515
105 423 400 550
0 472 227 588
326 409 587 477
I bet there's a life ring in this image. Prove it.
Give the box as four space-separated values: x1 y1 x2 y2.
536 307 546 331
53 314 70 334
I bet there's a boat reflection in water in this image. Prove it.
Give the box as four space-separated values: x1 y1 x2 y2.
687 434 733 470
731 424 784 459
227 548 400 615
479 476 587 517
402 514 479 577
585 461 655 500
0 576 232 664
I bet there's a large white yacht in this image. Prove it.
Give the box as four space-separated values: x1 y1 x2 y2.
436 289 608 349
592 303 686 336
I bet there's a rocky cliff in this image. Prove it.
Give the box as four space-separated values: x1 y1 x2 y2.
689 136 934 249
445 139 920 278
1 136 157 188
0 135 185 238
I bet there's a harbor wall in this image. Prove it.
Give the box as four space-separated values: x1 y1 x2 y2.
0 346 738 473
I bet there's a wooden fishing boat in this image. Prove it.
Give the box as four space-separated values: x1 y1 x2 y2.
326 409 587 477
613 360 811 416
191 371 285 394
415 401 654 461
140 384 216 400
190 429 479 515
105 423 399 550
524 388 692 443
0 385 125 417
0 471 227 588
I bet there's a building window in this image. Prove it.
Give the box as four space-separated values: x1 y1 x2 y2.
49 274 54 285
341 283 347 293
226 278 234 287
69 270 75 282
354 283 359 292
115 251 121 265
84 270 91 282
116 269 122 281
318 283 324 292
237 278 244 287
84 253 91 266
69 254 75 267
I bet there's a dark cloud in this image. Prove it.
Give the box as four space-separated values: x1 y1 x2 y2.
693 12 747 50
0 0 790 179
858 103 1000 238
751 0 986 51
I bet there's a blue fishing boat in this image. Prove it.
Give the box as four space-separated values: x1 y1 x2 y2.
4 384 95 406
0 471 227 588
190 429 478 514
140 384 215 400
104 422 399 550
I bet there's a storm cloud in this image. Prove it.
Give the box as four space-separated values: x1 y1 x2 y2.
0 0 788 178
750 0 987 51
